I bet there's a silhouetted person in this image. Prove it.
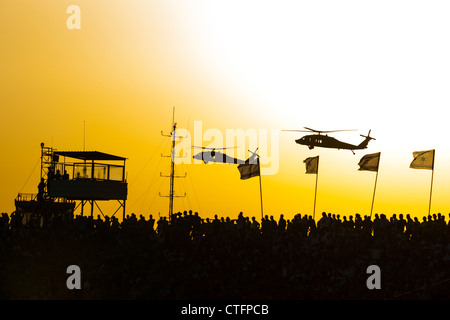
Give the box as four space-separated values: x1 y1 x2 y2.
269 215 277 232
47 167 54 181
278 214 286 231
193 212 201 231
212 214 220 233
111 216 120 229
318 212 330 231
348 215 355 229
236 211 245 232
148 214 155 231
405 214 414 238
398 214 406 233
62 170 69 180
37 178 45 202
156 216 165 234
342 216 352 230
362 215 372 235
251 217 260 231
55 170 62 180
355 213 362 229
308 215 316 234
261 215 270 234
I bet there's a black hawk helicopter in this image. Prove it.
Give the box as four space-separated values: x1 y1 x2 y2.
192 147 258 164
283 127 375 154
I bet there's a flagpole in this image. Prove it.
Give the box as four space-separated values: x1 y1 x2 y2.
257 157 264 221
428 150 435 216
370 154 381 218
313 157 319 220
370 170 379 218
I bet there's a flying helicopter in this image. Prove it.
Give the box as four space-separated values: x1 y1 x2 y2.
282 127 375 154
192 146 258 164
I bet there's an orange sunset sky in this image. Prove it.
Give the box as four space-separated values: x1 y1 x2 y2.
2 0 450 221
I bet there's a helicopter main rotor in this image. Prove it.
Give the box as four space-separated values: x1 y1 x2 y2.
282 127 357 135
192 146 238 157
192 146 237 150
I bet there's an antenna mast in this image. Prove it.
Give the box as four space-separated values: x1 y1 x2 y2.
83 120 86 151
160 107 186 222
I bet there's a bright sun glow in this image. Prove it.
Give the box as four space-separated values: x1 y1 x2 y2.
2 0 450 220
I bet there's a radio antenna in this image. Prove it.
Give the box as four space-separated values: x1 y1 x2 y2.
83 120 86 151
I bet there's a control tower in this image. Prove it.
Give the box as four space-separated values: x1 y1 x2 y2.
14 143 128 226
49 149 128 219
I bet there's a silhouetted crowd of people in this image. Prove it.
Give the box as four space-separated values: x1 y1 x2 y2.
1 210 450 299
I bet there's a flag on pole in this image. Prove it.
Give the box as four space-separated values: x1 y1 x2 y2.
237 161 260 180
303 156 319 219
358 152 380 172
303 156 319 174
358 152 381 218
410 149 435 170
237 156 264 219
410 149 435 215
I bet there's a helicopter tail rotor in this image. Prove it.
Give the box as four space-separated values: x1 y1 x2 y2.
360 130 376 140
